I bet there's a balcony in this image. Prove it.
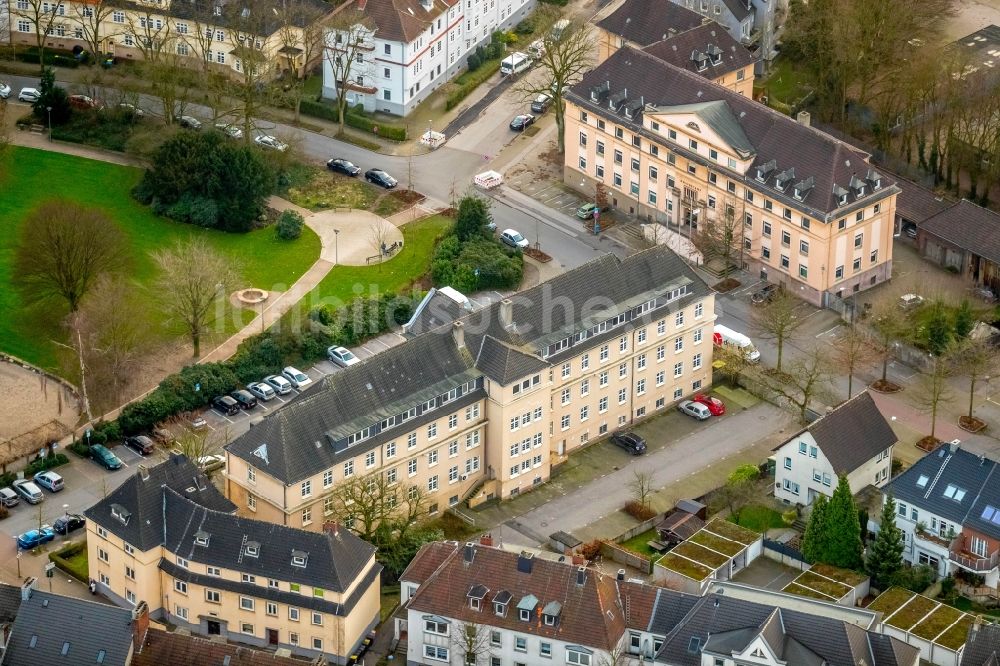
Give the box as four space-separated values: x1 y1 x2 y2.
950 537 1000 572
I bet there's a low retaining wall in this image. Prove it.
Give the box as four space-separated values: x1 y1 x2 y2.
600 541 653 575
615 514 664 543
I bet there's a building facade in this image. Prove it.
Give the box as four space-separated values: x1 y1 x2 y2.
563 47 900 307
224 247 716 529
322 0 534 116
667 0 784 73
773 391 896 505
84 455 381 664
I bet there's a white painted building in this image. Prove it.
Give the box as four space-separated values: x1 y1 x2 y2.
322 0 535 117
772 391 896 505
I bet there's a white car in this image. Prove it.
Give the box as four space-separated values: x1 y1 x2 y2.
255 134 288 152
500 228 529 249
327 346 360 368
247 381 276 401
263 374 293 395
678 400 711 421
18 88 41 103
33 471 64 492
282 366 312 389
178 115 202 129
215 123 243 139
118 102 144 117
196 454 225 472
0 83 11 99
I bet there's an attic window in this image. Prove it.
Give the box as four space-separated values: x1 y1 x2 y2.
544 614 556 626
61 642 70 656
839 193 848 205
943 484 966 502
494 601 507 616
687 637 701 654
28 635 37 649
291 550 309 567
916 475 929 488
111 504 131 526
245 541 261 558
194 531 211 547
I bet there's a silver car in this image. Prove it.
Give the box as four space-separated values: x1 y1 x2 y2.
327 346 360 368
254 134 288 152
247 381 276 401
0 82 11 99
18 88 41 103
264 374 293 395
678 400 711 421
282 366 312 389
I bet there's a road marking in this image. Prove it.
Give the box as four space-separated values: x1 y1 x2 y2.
816 324 842 338
212 410 235 423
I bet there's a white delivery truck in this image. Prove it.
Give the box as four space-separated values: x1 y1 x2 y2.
713 324 761 362
500 52 532 77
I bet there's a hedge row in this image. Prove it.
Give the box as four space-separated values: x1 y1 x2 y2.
299 99 407 141
15 50 80 68
0 453 69 490
446 60 501 111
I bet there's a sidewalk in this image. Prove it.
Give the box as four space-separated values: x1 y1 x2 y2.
11 128 146 166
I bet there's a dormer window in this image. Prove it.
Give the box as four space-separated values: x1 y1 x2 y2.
291 550 309 567
194 530 210 547
468 584 488 610
111 504 131 526
519 608 530 621
839 193 848 206
471 598 480 610
544 614 556 626
494 602 507 616
245 541 261 558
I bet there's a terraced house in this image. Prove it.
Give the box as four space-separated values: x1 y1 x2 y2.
224 246 715 527
563 47 901 306
84 454 381 663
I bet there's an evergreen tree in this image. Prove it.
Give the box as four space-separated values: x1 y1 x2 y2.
867 493 905 590
454 196 492 242
801 494 829 563
825 475 865 570
954 299 974 339
32 67 71 125
925 301 952 356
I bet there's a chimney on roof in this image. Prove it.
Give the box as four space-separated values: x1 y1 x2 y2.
324 521 341 539
138 464 149 482
617 569 625 581
20 577 35 601
464 542 475 565
132 601 150 654
949 439 961 454
452 321 465 351
796 111 811 127
499 299 513 329
480 533 494 547
517 551 534 574
576 566 586 587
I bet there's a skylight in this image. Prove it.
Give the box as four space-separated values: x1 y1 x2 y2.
916 475 929 487
687 637 702 654
983 505 1000 525
943 484 966 501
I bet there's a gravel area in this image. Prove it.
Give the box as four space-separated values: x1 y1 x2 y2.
0 361 79 440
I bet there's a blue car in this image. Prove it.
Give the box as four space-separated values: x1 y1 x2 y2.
17 527 55 550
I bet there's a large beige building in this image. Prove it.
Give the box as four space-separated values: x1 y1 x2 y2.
84 454 381 663
224 246 716 528
563 47 901 307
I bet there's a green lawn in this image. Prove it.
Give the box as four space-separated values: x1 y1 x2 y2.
0 147 321 371
49 541 89 582
619 528 660 558
380 584 401 622
758 57 814 105
730 505 785 533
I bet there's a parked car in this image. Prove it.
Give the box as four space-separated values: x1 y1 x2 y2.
500 228 529 249
531 93 552 113
230 389 258 410
18 88 41 103
264 374 293 395
196 454 225 472
282 366 312 389
365 168 397 189
212 395 240 416
609 431 647 455
903 223 917 239
118 102 144 117
17 527 55 550
69 94 99 110
576 203 600 220
215 123 243 139
124 435 155 456
90 444 122 470
152 428 175 445
750 283 779 305
327 158 361 176
53 513 86 535
899 293 925 310
178 115 202 129
0 487 19 508
693 393 726 416
255 134 288 152
678 400 712 421
327 346 360 368
183 412 208 430
33 471 64 492
12 479 44 504
247 382 276 401
509 114 535 131
0 82 11 99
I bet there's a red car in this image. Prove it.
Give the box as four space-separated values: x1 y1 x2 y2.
693 393 725 416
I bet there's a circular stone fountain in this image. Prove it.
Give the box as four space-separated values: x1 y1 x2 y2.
236 288 269 306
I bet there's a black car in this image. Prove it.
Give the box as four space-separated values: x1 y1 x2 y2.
750 283 779 305
230 389 258 410
53 513 86 535
509 114 535 131
610 431 647 455
365 168 397 189
124 435 155 456
212 395 240 416
328 158 361 176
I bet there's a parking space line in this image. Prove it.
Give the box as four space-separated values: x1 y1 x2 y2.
212 410 235 424
816 324 843 338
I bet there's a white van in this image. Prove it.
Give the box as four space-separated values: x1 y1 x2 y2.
500 52 532 77
713 324 761 362
551 19 570 40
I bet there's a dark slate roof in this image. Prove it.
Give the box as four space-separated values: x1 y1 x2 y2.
134 628 306 666
893 178 953 225
0 584 22 624
720 0 752 21
84 454 235 551
963 622 1000 666
474 335 550 385
921 199 1000 265
105 0 331 38
888 444 1000 541
597 0 705 47
404 288 472 337
162 488 376 592
2 589 135 666
779 391 897 475
569 47 897 217
643 23 756 79
348 0 458 43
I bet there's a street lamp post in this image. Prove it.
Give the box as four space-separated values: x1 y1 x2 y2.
46 106 52 142
334 229 340 265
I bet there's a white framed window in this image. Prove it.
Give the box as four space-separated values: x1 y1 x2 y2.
174 580 188 594
674 362 683 377
301 480 311 497
240 597 255 611
567 650 592 666
344 460 354 477
425 646 450 662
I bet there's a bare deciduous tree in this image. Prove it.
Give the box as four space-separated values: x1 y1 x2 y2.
949 335 1000 422
691 199 742 278
869 297 907 386
833 324 878 399
276 0 328 123
629 470 654 509
323 9 375 134
12 0 61 73
752 346 835 423
225 0 274 142
153 237 240 357
325 469 426 543
73 0 120 64
914 353 952 442
750 289 802 373
13 199 130 312
452 622 495 666
369 217 393 268
170 421 228 468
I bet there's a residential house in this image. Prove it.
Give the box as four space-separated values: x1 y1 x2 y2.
962 621 1000 666
918 200 1000 295
667 0 783 73
224 246 716 527
322 0 535 117
884 442 1000 591
563 47 900 307
84 454 381 663
397 539 918 666
595 0 756 96
7 0 331 81
773 391 896 505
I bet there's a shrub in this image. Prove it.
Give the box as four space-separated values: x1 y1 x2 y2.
68 440 91 458
579 540 602 560
298 100 408 141
940 576 956 598
447 60 503 110
276 210 305 240
891 564 937 593
0 472 15 490
24 453 69 476
15 49 80 68
514 17 536 34
624 501 657 520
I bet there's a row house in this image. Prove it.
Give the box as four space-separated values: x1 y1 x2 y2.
322 0 534 117
84 455 381 664
563 46 900 306
398 538 918 666
223 245 715 526
595 0 756 96
7 0 331 79
772 391 896 505
884 442 1000 592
